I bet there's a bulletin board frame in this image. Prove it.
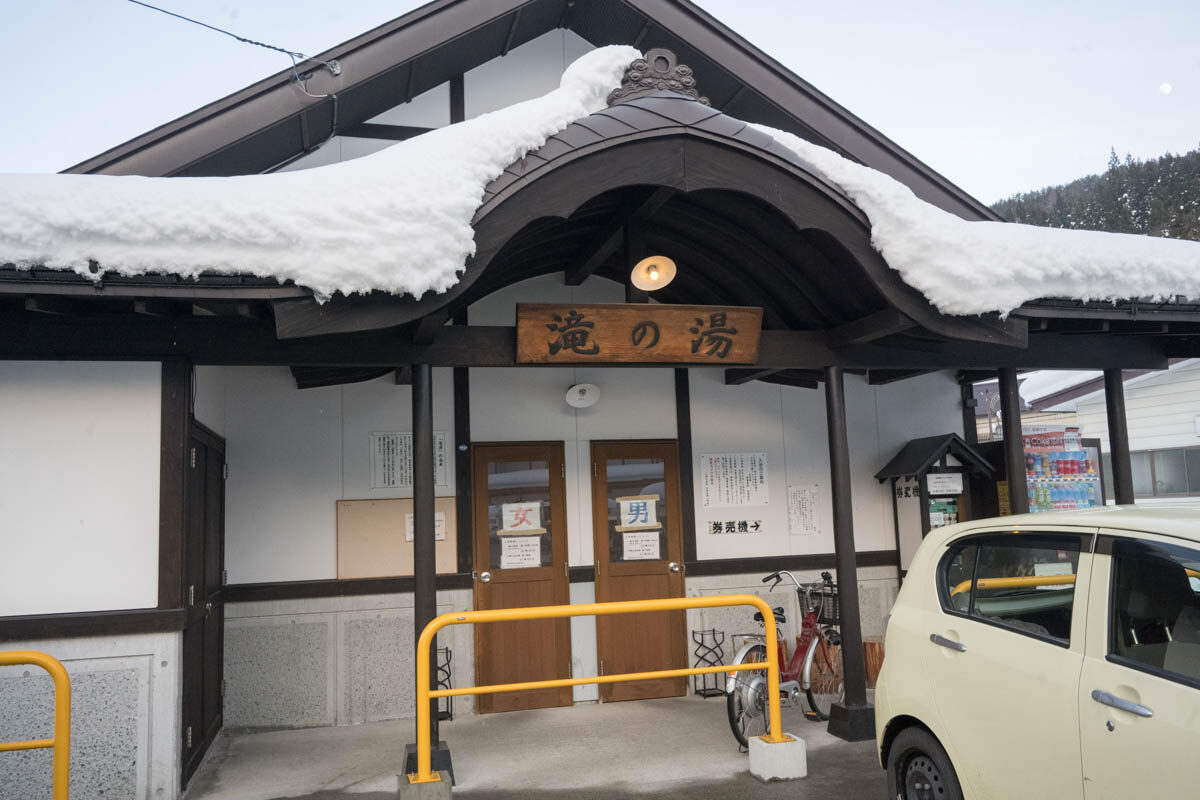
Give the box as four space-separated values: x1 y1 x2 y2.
336 497 458 578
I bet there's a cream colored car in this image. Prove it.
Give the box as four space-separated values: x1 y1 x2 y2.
875 506 1200 800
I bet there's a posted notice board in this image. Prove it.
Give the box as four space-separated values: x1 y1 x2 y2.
337 497 457 578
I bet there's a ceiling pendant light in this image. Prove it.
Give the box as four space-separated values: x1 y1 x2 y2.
630 255 677 291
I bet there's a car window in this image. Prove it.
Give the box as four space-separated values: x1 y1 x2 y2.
939 533 1083 645
1109 537 1200 687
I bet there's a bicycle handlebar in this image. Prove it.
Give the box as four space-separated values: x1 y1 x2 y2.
762 572 780 584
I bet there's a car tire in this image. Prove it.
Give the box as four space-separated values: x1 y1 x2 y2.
886 727 963 800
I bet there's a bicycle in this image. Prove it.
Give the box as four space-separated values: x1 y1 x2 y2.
725 570 844 748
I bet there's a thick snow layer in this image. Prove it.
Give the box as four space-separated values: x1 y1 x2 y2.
1017 370 1100 404
0 46 640 301
752 125 1200 316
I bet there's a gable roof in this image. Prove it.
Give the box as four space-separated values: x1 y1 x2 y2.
64 0 999 222
875 433 995 481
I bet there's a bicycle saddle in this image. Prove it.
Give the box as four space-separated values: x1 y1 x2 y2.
753 606 787 624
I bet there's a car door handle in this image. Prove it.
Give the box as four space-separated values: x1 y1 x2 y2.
1091 690 1153 718
929 633 966 652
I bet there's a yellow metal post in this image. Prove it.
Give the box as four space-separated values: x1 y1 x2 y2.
407 593 789 784
0 650 71 800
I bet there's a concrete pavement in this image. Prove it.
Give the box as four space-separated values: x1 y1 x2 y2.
184 696 885 800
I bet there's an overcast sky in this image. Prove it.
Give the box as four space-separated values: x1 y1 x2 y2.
2 0 1197 204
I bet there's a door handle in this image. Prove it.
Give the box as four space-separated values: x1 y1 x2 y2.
929 633 966 652
204 601 213 617
479 571 492 583
668 561 681 573
1091 689 1153 718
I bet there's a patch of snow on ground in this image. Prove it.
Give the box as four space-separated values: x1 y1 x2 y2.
752 124 1200 317
0 46 640 301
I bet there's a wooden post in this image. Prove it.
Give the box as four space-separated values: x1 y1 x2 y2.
997 367 1029 514
411 363 438 745
1105 369 1135 504
823 365 874 741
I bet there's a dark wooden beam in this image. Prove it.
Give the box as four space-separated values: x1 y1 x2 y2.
998 367 1029 514
725 368 780 385
824 365 873 740
828 309 915 347
339 123 432 141
0 314 1175 371
395 365 413 385
867 369 934 385
759 371 820 390
24 295 81 315
1105 369 1135 504
675 369 697 563
449 74 465 124
159 358 190 609
564 187 675 286
411 363 438 743
413 311 449 345
624 221 649 303
501 8 522 55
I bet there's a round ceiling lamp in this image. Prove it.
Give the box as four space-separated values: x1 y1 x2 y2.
630 255 677 291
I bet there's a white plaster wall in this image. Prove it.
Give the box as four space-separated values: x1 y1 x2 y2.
219 366 456 584
464 29 594 119
0 632 180 800
193 364 227 438
689 369 963 561
0 361 161 616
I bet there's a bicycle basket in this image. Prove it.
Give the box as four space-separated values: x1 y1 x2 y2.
818 582 840 625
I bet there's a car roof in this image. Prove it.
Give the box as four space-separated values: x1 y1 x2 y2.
936 505 1200 546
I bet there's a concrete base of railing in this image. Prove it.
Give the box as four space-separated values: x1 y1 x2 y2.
398 770 452 799
749 732 807 781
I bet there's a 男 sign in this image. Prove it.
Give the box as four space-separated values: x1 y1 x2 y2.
516 303 762 364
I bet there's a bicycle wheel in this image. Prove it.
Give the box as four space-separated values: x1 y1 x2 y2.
726 643 769 748
804 636 844 721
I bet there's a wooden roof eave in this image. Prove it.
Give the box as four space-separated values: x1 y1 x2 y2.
61 0 998 223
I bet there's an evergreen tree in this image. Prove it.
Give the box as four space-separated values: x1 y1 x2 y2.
993 147 1200 242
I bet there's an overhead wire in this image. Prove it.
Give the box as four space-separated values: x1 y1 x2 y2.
125 1 339 100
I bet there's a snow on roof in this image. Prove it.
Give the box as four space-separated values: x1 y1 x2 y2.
752 125 1200 316
2 45 1200 313
0 46 640 301
1017 370 1102 405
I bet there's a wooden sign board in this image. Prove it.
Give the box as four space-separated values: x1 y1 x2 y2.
516 303 762 365
336 497 457 578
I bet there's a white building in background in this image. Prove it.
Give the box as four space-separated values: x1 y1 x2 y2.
1020 360 1200 503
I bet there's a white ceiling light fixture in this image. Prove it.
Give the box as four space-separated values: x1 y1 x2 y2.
630 255 677 291
566 383 600 409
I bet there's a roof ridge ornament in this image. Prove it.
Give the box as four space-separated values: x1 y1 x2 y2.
607 48 710 106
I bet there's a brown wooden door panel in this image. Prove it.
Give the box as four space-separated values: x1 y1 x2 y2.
591 440 687 703
472 442 572 714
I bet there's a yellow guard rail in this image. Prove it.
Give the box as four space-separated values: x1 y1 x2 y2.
0 650 71 800
952 568 1200 597
408 594 790 784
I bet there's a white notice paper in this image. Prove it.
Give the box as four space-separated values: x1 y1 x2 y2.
404 511 447 542
1034 561 1074 589
699 452 769 507
499 502 544 535
787 482 820 537
500 536 541 569
370 431 450 489
926 472 964 496
622 530 661 560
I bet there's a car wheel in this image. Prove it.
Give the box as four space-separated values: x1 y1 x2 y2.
886 727 963 800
